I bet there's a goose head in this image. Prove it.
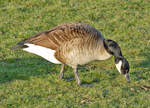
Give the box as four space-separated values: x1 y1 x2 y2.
104 39 130 82
115 56 130 82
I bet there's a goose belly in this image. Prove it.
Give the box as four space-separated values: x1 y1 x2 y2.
23 43 61 64
63 49 97 65
77 55 96 65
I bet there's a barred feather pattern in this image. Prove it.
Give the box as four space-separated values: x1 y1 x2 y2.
17 23 112 66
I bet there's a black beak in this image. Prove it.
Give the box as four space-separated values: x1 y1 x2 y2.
125 73 130 82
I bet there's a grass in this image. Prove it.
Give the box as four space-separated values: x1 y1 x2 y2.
0 0 150 107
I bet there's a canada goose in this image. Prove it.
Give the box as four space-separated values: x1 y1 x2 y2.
12 23 130 85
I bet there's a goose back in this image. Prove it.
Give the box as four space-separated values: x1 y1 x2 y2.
21 23 104 50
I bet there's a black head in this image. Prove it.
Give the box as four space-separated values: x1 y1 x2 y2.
115 56 130 82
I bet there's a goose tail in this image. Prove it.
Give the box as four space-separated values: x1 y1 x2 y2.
11 39 28 50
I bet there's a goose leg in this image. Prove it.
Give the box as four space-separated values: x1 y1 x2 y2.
73 66 81 85
59 64 65 80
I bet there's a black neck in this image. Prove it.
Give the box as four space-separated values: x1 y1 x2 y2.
103 39 122 58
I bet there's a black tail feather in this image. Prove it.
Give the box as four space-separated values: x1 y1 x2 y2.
11 44 28 50
11 39 28 50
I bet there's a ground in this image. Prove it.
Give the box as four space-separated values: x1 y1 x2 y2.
0 0 150 107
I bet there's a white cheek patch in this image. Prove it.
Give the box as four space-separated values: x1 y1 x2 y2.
23 43 61 64
115 60 122 74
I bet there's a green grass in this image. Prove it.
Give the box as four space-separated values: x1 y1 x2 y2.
0 0 150 107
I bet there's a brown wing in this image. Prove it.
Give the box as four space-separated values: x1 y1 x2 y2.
22 23 104 50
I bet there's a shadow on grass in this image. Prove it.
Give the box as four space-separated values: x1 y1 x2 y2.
0 56 119 85
0 57 60 83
